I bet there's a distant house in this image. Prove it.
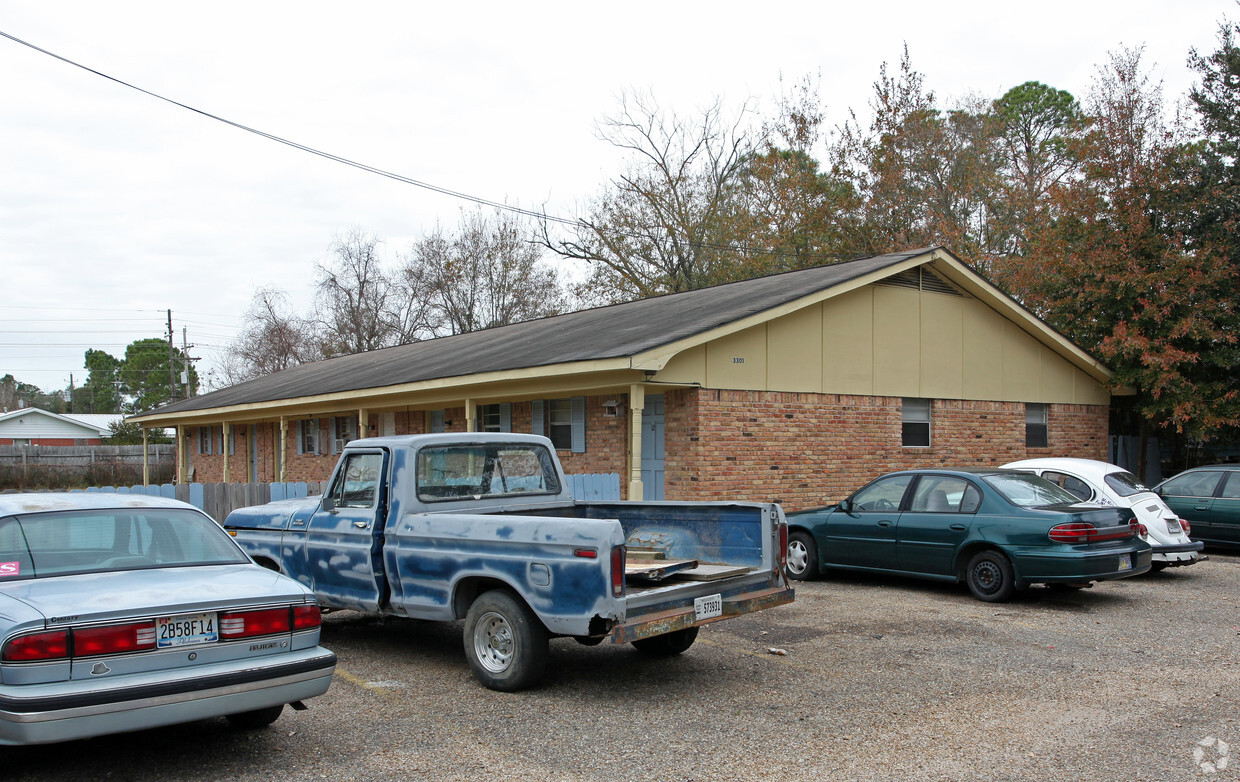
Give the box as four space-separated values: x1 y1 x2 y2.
0 409 120 445
130 248 1118 511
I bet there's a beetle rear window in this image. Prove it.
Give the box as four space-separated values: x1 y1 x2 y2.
1103 470 1147 497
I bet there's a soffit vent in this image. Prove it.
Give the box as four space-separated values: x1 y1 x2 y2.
876 266 966 297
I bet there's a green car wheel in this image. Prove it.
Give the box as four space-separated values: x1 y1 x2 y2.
965 550 1015 602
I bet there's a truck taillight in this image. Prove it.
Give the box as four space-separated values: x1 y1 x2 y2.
2 630 69 662
220 607 291 640
611 545 625 598
779 523 788 573
75 621 157 657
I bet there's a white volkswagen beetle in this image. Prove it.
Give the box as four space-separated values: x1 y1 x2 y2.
1003 458 1203 570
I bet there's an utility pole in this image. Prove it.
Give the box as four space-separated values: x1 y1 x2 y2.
182 327 192 398
167 309 177 403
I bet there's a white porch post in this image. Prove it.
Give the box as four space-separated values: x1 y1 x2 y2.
222 423 231 483
628 384 645 501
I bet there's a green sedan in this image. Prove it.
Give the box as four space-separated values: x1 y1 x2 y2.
1155 465 1240 548
785 469 1153 602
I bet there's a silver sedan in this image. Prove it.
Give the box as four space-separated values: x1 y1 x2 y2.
0 493 336 745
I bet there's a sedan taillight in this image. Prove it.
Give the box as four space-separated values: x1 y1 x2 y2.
220 608 291 640
1049 522 1138 544
75 621 157 657
2 630 69 662
293 605 322 630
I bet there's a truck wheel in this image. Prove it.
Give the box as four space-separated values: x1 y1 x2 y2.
786 531 819 581
632 626 699 656
225 704 283 729
965 550 1016 602
464 590 549 691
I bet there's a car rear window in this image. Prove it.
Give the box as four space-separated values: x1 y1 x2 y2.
1103 470 1147 497
0 508 249 581
982 473 1082 507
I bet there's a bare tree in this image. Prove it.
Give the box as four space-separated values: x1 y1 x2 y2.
404 208 566 335
539 90 755 303
219 288 320 385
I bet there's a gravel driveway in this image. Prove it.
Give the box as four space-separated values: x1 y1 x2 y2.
7 553 1238 781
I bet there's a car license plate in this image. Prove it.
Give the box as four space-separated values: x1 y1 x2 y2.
1117 554 1132 572
694 594 723 621
1166 518 1182 533
156 612 218 648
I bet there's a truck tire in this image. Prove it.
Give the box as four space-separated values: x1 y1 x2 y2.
225 704 284 729
464 589 549 691
785 531 819 581
632 626 699 656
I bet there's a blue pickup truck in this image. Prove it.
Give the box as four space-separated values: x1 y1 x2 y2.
224 433 793 690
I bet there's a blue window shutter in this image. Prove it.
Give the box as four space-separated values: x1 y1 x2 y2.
430 410 445 433
570 396 586 453
530 400 544 435
296 421 305 455
500 403 512 433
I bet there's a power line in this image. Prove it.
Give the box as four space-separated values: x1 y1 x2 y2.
0 29 579 230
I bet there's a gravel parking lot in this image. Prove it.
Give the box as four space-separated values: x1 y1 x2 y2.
8 553 1239 781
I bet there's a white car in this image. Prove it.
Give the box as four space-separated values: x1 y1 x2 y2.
1003 458 1203 570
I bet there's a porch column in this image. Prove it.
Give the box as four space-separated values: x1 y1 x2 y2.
141 427 149 486
628 384 645 501
279 417 288 482
222 422 231 483
465 399 477 433
358 407 368 439
176 426 187 483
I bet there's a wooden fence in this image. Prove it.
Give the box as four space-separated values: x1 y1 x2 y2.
68 472 622 522
0 444 176 489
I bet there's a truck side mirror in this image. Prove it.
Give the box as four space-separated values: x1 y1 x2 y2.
321 496 336 512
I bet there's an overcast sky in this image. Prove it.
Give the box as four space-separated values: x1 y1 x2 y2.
0 0 1231 398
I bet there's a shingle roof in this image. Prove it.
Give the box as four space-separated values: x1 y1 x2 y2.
142 248 933 416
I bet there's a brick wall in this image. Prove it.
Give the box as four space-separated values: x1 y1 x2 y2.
666 389 1109 512
171 391 1108 507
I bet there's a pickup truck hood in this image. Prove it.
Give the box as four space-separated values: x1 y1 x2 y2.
0 565 313 629
225 497 319 531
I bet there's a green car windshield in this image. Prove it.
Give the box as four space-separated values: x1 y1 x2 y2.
0 508 249 580
982 473 1083 507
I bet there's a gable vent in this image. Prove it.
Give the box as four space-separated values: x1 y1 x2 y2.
876 266 965 297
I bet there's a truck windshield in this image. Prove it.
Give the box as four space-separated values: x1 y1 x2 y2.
416 444 562 502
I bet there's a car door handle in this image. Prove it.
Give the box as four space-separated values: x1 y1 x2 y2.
352 521 369 529
877 519 894 527
949 523 967 531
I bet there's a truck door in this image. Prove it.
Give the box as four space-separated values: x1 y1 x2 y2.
301 449 388 612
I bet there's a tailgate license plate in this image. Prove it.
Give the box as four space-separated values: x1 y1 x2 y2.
156 612 218 648
694 594 723 621
1117 554 1132 572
